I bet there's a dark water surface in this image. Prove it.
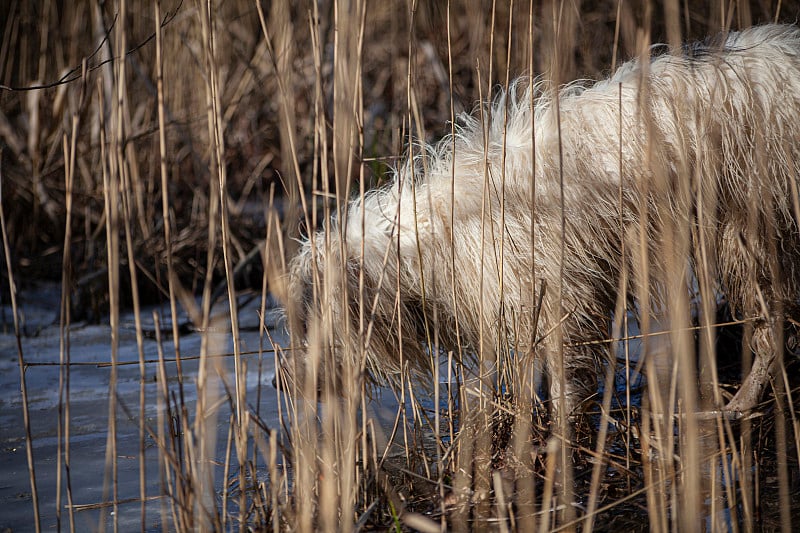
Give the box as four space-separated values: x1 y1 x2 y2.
0 282 286 531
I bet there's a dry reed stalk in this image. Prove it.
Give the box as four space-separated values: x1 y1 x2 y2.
267 431 286 531
266 0 301 260
255 188 278 425
57 55 90 532
135 333 147 532
221 410 235 530
1 154 41 533
507 3 539 531
58 130 75 533
155 0 182 373
97 48 121 529
151 311 169 528
114 56 149 533
186 1 226 529
253 190 281 520
197 1 247 529
152 312 178 530
546 1 576 526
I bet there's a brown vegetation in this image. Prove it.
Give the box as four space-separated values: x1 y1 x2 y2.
2 1 800 531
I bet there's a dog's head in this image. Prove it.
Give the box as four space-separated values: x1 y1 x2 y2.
275 224 436 397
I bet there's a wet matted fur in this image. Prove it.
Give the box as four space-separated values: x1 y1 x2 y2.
282 24 800 419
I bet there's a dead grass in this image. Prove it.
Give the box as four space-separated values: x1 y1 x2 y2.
2 0 800 531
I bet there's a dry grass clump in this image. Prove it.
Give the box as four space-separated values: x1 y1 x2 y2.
2 0 800 532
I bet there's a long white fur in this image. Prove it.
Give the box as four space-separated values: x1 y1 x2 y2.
286 24 800 417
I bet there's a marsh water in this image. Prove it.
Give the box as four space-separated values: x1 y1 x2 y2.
0 283 717 531
1 283 795 531
0 282 288 531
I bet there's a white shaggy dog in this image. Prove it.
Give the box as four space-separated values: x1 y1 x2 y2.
283 25 800 419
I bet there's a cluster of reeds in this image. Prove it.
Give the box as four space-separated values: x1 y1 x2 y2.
2 0 799 531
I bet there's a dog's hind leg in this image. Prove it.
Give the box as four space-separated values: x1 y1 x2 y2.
723 318 780 415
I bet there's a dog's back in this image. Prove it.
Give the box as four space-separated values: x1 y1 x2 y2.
285 25 800 417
